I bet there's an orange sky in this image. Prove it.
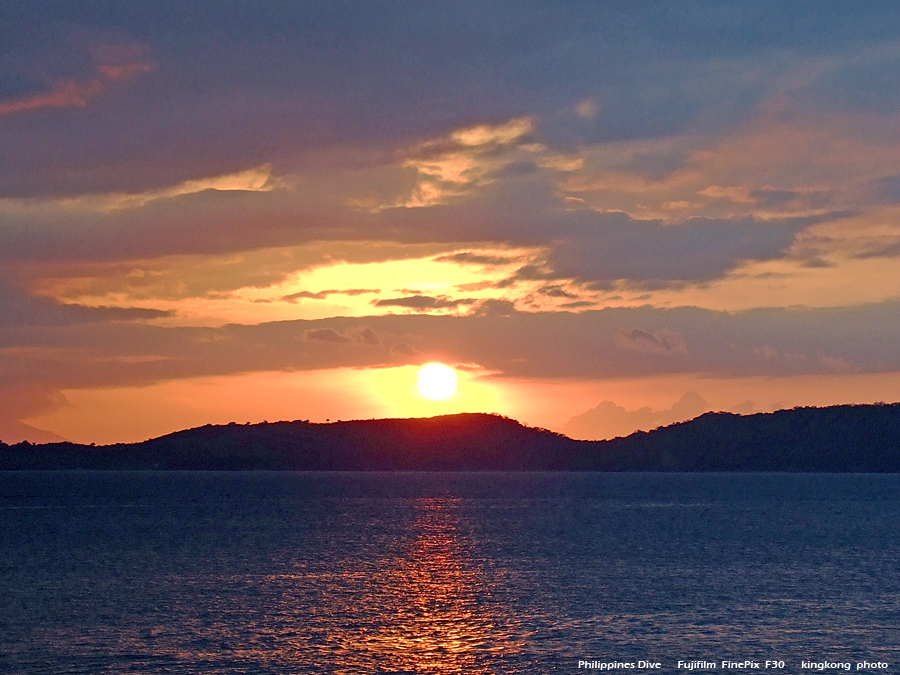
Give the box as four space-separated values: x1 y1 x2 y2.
3 5 900 443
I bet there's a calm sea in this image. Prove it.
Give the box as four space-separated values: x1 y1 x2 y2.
1 472 898 674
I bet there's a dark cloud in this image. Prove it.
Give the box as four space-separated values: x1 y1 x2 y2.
854 241 900 260
283 288 380 302
0 56 859 289
615 149 690 181
0 385 68 421
489 160 540 179
434 252 520 266
304 326 382 345
749 187 801 207
544 211 846 284
798 257 834 268
538 285 577 299
2 3 898 197
472 299 517 317
4 302 900 396
0 280 171 327
357 328 381 346
868 175 900 203
365 179 851 285
373 295 477 311
0 74 46 102
389 342 422 357
508 265 555 282
618 328 688 356
2 2 898 440
304 328 352 344
748 187 834 211
804 54 900 115
284 291 330 301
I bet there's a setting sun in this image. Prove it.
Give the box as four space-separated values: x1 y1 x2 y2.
417 363 458 400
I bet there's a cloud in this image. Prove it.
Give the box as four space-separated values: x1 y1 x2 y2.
389 342 422 357
0 385 68 420
0 43 152 117
18 164 280 212
615 148 690 182
868 174 900 203
357 328 380 345
434 251 522 266
391 117 542 208
0 79 105 115
282 288 380 302
0 172 841 289
451 118 534 147
854 240 900 259
537 285 578 299
304 326 381 345
104 165 277 209
0 280 171 327
5 3 900 447
0 143 868 320
575 99 598 120
20 243 445 306
3 2 899 205
802 48 900 115
618 328 688 356
545 211 842 285
5 302 900 398
373 295 477 311
472 299 516 317
304 328 352 343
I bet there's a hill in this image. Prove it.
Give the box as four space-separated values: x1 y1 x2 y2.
2 404 900 471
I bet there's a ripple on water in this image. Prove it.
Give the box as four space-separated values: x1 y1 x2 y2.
0 472 899 673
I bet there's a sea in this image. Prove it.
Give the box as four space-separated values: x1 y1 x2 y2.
0 471 898 674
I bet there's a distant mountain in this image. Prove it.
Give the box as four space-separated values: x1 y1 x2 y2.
2 403 900 471
0 420 66 445
563 391 710 440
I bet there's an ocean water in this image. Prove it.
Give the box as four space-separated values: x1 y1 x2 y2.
0 471 898 674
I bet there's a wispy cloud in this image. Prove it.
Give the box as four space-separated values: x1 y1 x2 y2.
0 44 152 116
357 117 583 210
0 79 105 115
100 164 278 210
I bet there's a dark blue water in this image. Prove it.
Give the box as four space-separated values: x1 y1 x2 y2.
1 472 898 674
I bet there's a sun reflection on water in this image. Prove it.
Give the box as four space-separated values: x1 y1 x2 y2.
6 474 899 674
327 498 523 674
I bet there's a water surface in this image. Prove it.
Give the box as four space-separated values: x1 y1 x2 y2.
1 472 898 673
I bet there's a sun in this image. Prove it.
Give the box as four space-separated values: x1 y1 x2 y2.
417 363 458 400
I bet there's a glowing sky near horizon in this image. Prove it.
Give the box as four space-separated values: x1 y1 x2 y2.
2 2 900 443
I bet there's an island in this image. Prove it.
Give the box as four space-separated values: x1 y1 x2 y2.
2 403 900 471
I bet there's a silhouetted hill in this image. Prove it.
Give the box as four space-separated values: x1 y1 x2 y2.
0 414 577 471
2 404 900 471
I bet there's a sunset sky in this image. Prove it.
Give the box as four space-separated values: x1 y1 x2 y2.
3 2 900 444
